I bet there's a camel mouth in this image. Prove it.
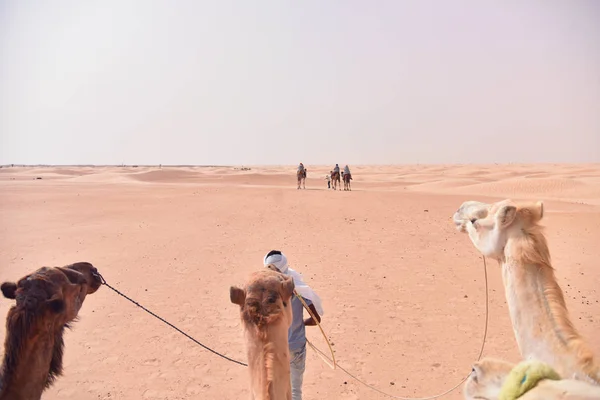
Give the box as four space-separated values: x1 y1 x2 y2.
453 213 468 232
64 263 102 293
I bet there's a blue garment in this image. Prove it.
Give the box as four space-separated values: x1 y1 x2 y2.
290 345 306 400
288 295 312 351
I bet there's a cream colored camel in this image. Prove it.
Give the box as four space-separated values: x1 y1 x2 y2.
230 269 295 400
465 358 600 399
453 199 600 385
0 262 102 400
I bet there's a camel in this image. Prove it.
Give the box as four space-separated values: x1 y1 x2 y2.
465 358 600 399
230 269 295 400
331 171 340 191
343 172 351 191
453 199 600 385
0 262 102 400
297 169 306 190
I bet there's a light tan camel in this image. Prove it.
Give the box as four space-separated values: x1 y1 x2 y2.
0 262 102 400
465 358 600 399
453 199 600 386
230 269 295 400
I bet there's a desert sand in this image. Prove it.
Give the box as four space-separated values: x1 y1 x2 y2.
1 164 599 400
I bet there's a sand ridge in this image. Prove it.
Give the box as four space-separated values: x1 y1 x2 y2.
0 163 599 399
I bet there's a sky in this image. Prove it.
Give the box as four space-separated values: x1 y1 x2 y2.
0 1 599 165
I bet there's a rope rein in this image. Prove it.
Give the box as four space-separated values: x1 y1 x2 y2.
93 272 248 367
94 255 489 399
302 256 490 400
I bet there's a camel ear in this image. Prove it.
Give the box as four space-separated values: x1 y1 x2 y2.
471 363 483 381
517 201 544 224
1 282 17 299
534 201 544 221
230 286 246 306
281 276 295 300
496 205 517 228
46 296 65 313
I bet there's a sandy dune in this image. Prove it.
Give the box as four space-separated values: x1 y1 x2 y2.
0 164 599 399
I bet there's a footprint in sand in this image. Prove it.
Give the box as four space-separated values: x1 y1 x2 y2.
172 358 185 366
143 358 161 366
56 387 76 397
186 384 209 395
102 355 119 364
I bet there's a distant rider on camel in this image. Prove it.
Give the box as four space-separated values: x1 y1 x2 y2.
343 165 351 179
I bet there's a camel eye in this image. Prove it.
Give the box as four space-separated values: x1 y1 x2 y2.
470 218 477 224
282 301 287 307
266 294 278 304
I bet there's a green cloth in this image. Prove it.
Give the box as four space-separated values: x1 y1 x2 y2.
499 360 561 400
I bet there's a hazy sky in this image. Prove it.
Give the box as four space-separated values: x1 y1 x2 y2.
1 1 599 165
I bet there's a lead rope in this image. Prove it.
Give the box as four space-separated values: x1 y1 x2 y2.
92 271 248 367
296 256 490 400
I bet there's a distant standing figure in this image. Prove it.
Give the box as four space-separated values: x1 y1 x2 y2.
263 250 324 400
325 172 331 189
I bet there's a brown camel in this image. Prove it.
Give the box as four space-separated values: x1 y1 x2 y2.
453 200 600 388
331 171 341 190
343 172 352 191
230 269 295 400
297 169 306 190
0 262 102 400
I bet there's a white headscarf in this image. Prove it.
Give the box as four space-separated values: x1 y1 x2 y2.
263 252 324 316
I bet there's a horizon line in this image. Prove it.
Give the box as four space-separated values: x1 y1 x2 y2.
2 162 600 168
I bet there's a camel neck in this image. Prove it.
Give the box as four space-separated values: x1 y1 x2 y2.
0 323 55 400
501 256 598 382
245 325 291 400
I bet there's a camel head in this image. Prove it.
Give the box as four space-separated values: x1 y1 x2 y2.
1 262 102 324
230 269 295 331
453 201 492 233
453 199 544 260
464 358 514 400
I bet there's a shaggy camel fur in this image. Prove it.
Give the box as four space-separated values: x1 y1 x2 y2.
230 269 295 400
453 200 600 390
0 262 102 400
465 358 600 399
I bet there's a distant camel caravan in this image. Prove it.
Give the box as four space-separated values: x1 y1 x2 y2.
0 262 102 400
453 199 600 399
230 269 295 400
295 164 354 191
